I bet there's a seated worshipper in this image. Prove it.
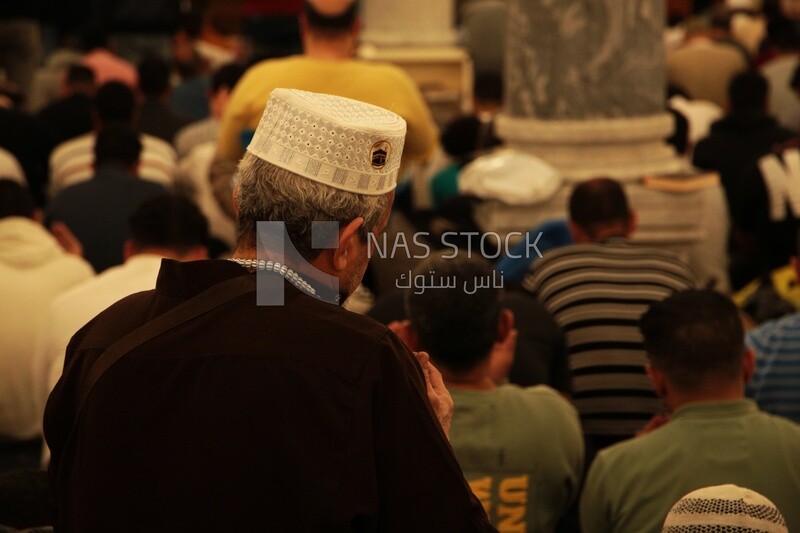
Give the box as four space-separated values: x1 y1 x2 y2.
36 65 96 144
49 82 177 196
34 194 208 443
666 24 748 108
0 181 92 457
135 55 193 144
580 290 800 533
692 71 795 236
367 288 572 393
47 126 167 272
79 27 138 89
0 83 56 207
174 62 246 158
391 255 583 532
210 0 439 218
661 484 789 533
429 114 501 210
745 245 800 422
44 89 494 531
523 178 697 449
733 141 800 294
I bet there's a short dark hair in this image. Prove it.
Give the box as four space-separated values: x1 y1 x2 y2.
210 62 246 94
728 71 768 112
568 177 630 239
138 55 171 97
66 64 95 87
640 290 745 393
405 255 502 374
0 179 36 219
94 125 142 168
129 194 209 254
304 0 358 37
80 26 109 51
95 82 136 124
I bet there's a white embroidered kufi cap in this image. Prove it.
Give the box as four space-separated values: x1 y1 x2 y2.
247 88 407 195
662 484 788 533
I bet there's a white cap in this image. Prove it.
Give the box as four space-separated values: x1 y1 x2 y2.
662 484 788 533
247 88 407 195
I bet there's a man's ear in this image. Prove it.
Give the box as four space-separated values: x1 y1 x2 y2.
496 309 514 344
647 364 667 399
743 347 756 384
332 217 364 272
123 240 136 261
567 220 586 243
792 256 800 280
626 210 638 237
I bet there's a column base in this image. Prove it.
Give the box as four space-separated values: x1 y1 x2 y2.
495 113 689 181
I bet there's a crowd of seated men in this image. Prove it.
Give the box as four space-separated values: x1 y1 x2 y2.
1 0 800 531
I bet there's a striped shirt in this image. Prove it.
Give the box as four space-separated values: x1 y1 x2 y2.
49 132 177 196
523 238 697 439
746 312 800 423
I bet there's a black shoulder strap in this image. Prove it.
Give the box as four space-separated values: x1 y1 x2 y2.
75 274 256 415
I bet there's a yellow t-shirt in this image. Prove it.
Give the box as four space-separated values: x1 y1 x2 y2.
216 55 439 165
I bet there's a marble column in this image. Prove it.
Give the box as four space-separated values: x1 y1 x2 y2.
497 0 687 180
360 0 458 47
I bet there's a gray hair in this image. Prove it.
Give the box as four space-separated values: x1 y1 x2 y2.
235 152 391 260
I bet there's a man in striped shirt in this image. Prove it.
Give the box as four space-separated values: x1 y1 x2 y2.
48 82 177 197
746 244 800 422
523 178 696 449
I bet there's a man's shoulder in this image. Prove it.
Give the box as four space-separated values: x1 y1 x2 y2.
534 241 692 273
140 133 178 160
51 133 93 161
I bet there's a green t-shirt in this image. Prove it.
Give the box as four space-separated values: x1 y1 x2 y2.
580 399 800 533
449 384 584 533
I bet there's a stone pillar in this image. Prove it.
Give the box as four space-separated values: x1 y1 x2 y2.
497 0 687 180
360 0 458 47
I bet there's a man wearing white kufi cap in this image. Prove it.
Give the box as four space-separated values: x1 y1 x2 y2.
44 89 494 531
663 485 788 533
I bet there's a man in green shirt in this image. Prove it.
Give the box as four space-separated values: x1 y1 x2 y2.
391 255 584 533
580 290 800 532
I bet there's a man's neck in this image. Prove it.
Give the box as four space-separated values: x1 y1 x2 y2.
440 361 496 392
665 385 746 412
303 38 354 60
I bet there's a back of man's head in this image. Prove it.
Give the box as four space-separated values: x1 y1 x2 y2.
210 63 245 95
303 0 359 38
728 70 768 113
95 82 136 125
94 125 142 169
137 55 171 99
406 255 503 374
128 194 209 256
0 179 36 220
640 290 745 394
568 177 631 241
